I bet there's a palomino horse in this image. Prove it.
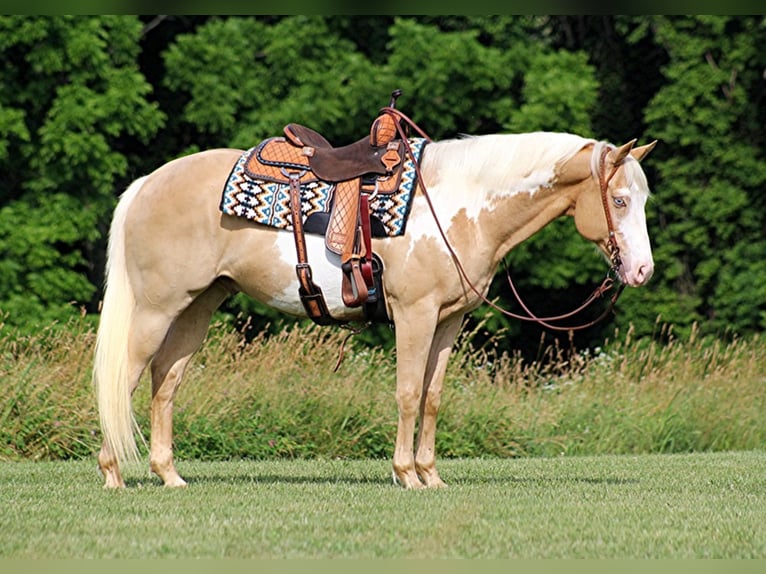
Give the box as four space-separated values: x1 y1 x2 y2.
93 128 656 489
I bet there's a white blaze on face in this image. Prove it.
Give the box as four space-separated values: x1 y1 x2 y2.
614 176 654 287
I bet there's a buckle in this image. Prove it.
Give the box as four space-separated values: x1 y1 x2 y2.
295 263 313 279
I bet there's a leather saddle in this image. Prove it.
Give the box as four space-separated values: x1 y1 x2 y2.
242 92 409 325
245 120 404 192
283 123 403 183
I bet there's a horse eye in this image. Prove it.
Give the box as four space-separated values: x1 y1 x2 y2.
613 197 627 208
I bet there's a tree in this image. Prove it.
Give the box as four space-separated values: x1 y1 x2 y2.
2 15 764 351
162 15 388 153
0 16 165 329
624 16 766 336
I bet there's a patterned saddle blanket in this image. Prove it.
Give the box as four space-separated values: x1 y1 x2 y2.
219 137 427 238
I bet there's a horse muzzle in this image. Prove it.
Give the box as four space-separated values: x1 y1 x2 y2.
618 258 654 287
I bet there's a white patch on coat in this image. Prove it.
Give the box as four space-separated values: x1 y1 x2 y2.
402 132 595 258
265 233 366 320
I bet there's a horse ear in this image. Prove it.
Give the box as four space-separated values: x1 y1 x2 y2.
630 140 658 162
608 139 637 166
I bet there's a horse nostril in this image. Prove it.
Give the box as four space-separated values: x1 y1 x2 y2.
636 264 654 283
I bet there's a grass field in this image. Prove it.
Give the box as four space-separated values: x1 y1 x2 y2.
1 451 765 558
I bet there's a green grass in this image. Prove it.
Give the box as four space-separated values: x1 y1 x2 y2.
1 452 765 558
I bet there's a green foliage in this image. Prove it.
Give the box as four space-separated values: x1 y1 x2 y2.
384 18 515 137
0 16 165 330
1 15 764 349
0 193 99 322
635 15 766 336
163 16 386 151
505 49 598 136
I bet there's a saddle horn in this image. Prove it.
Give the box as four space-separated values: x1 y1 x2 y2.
389 89 403 108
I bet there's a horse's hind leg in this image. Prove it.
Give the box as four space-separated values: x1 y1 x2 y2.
98 308 177 488
98 357 145 488
149 280 231 487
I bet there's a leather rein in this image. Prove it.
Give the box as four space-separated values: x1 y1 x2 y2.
381 106 625 332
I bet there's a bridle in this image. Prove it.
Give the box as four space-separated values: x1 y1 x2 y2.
381 106 626 332
598 146 624 275
500 146 625 331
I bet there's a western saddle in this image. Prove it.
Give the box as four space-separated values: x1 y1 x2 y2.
243 90 414 325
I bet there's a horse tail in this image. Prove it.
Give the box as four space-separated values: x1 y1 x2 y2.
93 176 146 464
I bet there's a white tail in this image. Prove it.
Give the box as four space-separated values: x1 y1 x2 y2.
92 177 146 464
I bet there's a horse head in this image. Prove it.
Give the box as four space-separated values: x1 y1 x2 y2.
572 139 657 287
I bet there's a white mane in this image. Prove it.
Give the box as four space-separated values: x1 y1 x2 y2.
422 132 596 195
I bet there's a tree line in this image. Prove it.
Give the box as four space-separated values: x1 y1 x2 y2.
1 15 764 355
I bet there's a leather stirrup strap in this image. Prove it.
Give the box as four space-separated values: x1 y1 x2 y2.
340 185 369 308
287 172 336 325
359 192 374 288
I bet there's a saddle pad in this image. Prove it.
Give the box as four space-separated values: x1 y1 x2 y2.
220 138 427 238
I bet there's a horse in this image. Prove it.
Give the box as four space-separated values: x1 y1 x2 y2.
93 127 656 489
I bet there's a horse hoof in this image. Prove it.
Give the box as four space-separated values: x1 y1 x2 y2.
418 470 448 488
392 469 425 490
102 475 126 489
99 465 126 488
162 475 188 488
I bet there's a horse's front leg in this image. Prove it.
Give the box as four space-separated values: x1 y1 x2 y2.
391 309 438 489
414 314 463 488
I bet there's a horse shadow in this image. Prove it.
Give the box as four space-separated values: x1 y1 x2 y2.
121 464 640 488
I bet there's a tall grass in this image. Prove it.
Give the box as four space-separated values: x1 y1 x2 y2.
0 320 99 459
1 317 765 461
440 322 766 457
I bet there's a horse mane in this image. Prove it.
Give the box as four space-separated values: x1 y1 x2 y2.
423 132 597 194
423 133 650 200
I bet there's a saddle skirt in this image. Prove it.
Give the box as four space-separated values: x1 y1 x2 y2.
247 136 317 182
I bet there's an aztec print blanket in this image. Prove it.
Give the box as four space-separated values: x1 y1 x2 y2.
220 138 427 238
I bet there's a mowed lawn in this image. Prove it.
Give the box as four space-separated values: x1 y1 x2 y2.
1 451 765 558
